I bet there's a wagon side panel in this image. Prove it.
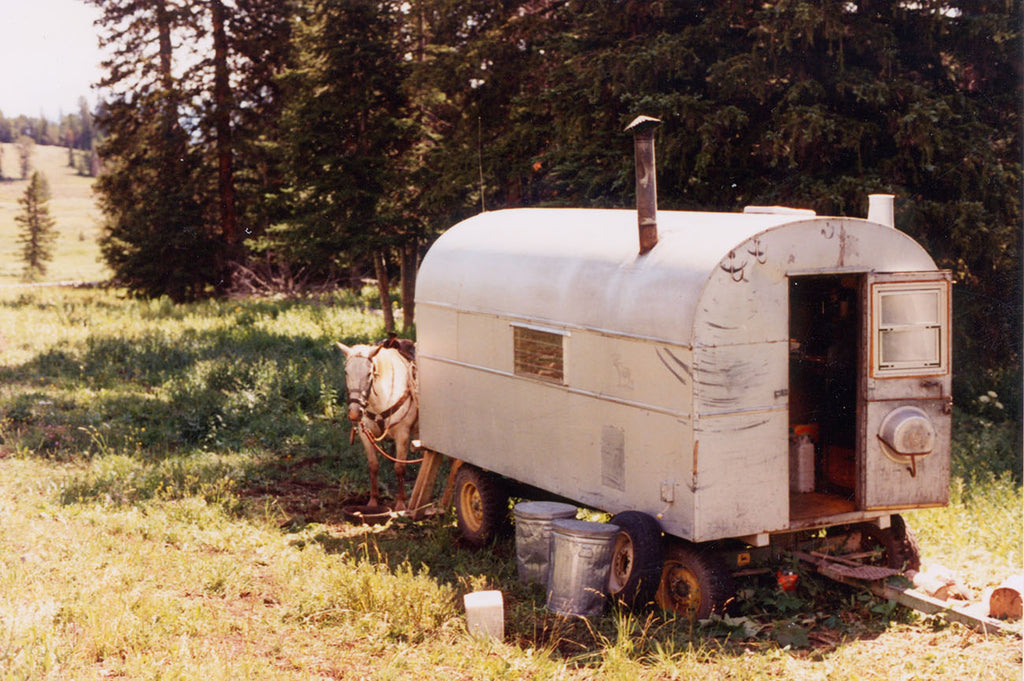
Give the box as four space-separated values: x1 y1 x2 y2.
418 312 698 535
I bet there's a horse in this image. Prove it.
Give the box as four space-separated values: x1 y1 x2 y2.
336 340 419 511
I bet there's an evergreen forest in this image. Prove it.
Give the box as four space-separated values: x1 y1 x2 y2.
9 0 1021 415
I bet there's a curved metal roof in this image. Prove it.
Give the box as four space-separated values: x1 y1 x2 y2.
416 207 938 345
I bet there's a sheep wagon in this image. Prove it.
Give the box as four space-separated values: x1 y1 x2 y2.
413 122 951 617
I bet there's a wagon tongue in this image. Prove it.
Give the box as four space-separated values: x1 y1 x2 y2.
625 115 663 255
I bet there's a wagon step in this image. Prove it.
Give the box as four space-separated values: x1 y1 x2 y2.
793 551 1020 636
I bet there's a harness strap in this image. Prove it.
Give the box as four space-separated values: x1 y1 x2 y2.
364 386 414 434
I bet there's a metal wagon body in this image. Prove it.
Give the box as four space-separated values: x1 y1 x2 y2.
413 122 951 616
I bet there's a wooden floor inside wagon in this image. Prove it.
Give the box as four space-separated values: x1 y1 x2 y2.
790 492 856 521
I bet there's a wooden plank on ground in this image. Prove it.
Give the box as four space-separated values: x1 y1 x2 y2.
871 580 1019 636
794 551 1020 636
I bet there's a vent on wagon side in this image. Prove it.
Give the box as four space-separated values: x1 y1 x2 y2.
513 324 566 384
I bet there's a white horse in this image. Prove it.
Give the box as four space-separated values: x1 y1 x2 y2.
337 340 419 511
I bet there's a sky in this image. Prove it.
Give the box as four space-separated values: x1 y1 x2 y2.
0 0 104 120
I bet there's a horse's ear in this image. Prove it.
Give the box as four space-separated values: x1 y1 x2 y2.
368 344 384 358
336 342 351 357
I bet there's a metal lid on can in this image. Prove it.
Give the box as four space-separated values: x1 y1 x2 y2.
513 501 578 521
550 518 620 539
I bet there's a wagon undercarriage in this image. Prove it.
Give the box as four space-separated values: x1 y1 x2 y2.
404 454 1014 634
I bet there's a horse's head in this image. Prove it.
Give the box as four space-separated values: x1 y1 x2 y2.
337 342 383 424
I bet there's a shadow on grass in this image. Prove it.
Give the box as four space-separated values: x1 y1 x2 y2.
0 322 377 453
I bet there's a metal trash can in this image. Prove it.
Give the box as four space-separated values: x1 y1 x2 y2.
513 501 578 585
545 519 619 617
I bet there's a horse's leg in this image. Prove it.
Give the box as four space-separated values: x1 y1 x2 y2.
392 427 410 512
359 430 381 509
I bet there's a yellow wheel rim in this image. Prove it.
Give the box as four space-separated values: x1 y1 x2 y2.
459 481 484 533
657 561 702 616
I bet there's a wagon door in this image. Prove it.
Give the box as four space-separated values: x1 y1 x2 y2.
859 271 952 509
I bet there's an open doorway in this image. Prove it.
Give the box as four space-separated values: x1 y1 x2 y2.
788 275 861 521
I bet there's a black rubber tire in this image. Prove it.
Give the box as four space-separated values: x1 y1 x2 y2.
856 514 921 573
608 511 664 608
453 465 510 547
655 541 734 620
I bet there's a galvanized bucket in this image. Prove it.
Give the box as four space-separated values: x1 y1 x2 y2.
545 519 619 617
513 501 578 585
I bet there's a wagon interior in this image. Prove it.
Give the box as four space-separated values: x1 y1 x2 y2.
788 274 860 522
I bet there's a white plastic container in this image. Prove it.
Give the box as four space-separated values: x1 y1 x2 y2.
789 434 815 493
463 590 504 640
514 501 578 585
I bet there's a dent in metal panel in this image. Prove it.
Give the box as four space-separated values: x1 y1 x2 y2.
601 425 626 491
656 347 691 385
693 343 787 414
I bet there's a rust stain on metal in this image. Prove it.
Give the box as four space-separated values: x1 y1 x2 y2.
838 224 848 266
691 439 699 492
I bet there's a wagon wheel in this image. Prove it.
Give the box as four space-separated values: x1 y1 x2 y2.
608 511 663 608
655 542 734 620
853 514 921 573
453 465 510 547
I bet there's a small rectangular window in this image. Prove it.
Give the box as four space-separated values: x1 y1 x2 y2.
513 325 565 383
872 282 948 376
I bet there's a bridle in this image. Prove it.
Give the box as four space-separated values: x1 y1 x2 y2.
345 353 378 421
346 348 417 449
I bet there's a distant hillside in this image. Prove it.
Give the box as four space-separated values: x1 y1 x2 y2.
0 144 107 283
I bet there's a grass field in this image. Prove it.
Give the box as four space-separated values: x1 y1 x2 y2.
0 286 1019 680
0 146 1019 679
0 143 107 283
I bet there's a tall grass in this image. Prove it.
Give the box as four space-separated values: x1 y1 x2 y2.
0 287 1019 680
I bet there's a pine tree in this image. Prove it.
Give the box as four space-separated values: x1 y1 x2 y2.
274 0 413 327
15 172 57 281
89 0 295 299
90 0 221 301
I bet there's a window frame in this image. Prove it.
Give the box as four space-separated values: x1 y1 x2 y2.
870 280 950 378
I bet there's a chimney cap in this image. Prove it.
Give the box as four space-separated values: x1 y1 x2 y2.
625 115 662 134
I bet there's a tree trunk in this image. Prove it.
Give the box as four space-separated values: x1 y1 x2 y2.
211 0 239 250
374 250 395 334
400 241 418 334
156 0 173 93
